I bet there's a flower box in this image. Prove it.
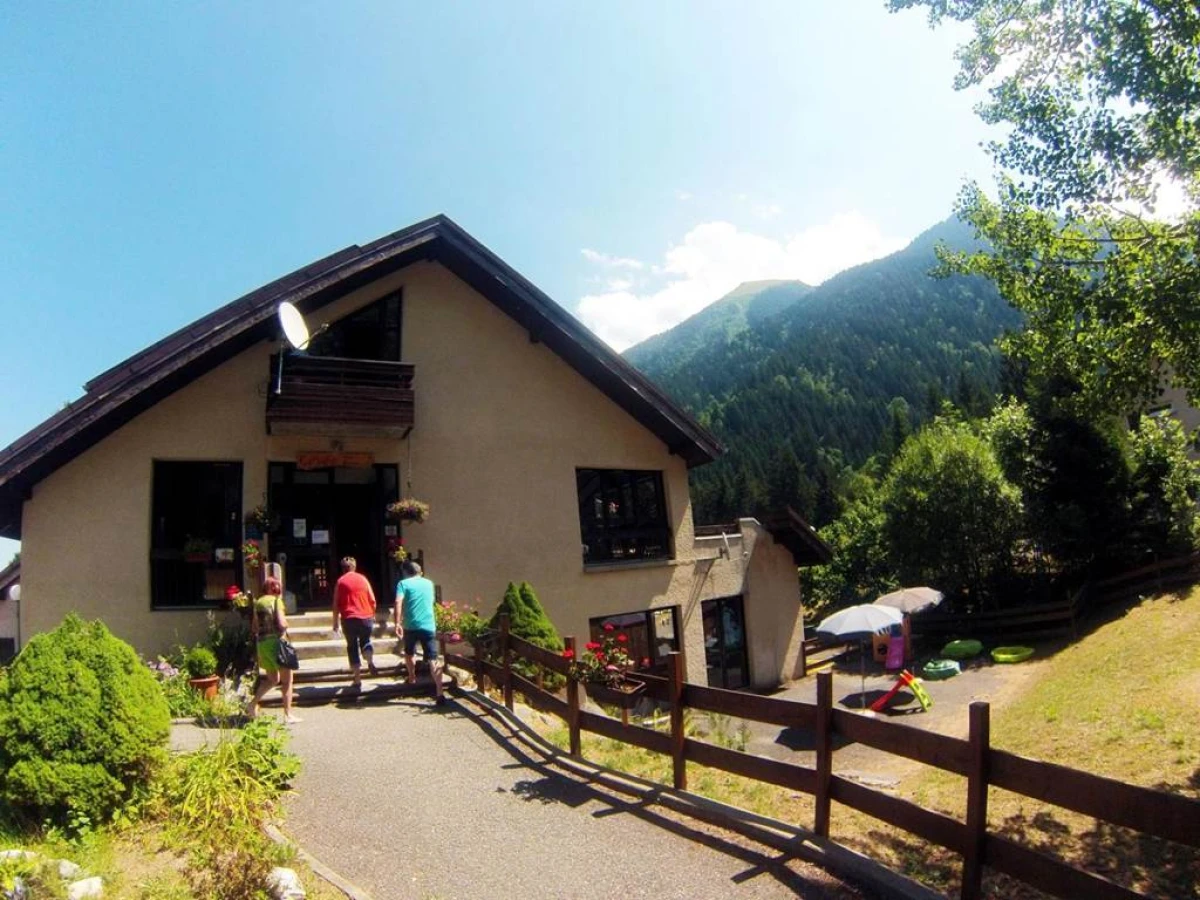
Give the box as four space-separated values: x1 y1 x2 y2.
583 679 645 710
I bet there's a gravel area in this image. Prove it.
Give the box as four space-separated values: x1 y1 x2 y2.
247 697 873 900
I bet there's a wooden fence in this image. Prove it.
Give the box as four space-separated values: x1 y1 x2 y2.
909 591 1085 643
909 552 1200 647
443 619 1199 900
1093 551 1200 605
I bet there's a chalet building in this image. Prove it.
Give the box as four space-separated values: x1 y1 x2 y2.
0 216 829 689
0 558 18 663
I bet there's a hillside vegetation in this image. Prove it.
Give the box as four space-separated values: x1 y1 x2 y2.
624 217 1022 526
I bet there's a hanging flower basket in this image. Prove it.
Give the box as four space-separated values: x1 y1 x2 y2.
387 498 430 524
242 539 264 570
584 679 645 710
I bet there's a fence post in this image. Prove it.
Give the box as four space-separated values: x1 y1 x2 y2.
962 701 990 900
814 670 833 837
474 624 486 694
500 612 513 712
668 651 686 790
565 636 581 757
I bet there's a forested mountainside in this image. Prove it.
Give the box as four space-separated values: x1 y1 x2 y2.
622 217 1023 527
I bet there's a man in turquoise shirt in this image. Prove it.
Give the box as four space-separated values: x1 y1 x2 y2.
394 560 445 706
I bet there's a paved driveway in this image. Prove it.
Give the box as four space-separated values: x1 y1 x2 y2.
269 698 872 900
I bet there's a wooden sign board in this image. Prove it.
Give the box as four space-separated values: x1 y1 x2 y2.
296 451 375 471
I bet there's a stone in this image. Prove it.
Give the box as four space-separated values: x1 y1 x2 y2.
0 852 35 862
57 860 83 880
67 876 103 900
266 867 305 900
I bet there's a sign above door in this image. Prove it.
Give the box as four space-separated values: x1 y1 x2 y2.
296 451 375 471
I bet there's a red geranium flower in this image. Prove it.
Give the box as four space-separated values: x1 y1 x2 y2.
561 648 575 660
586 641 601 651
641 657 651 667
603 622 615 632
616 633 628 644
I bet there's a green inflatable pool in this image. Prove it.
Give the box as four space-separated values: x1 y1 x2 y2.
991 646 1034 664
941 639 983 659
922 659 960 680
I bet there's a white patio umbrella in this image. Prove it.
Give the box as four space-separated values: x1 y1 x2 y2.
874 586 944 615
815 603 904 708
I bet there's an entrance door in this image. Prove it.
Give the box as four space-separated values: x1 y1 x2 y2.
702 596 749 690
268 463 398 610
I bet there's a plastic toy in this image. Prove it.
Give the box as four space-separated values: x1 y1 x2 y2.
941 639 983 659
869 669 933 713
922 659 960 680
991 646 1034 664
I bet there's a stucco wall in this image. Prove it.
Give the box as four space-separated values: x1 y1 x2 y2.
739 521 806 688
19 261 709 680
0 586 17 647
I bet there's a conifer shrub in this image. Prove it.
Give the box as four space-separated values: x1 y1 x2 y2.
489 581 564 690
0 614 170 826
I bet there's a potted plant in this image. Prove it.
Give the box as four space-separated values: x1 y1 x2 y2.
222 585 253 616
387 536 409 563
387 497 430 524
182 536 213 563
563 622 648 710
243 504 272 538
183 645 220 700
434 600 486 647
241 538 264 570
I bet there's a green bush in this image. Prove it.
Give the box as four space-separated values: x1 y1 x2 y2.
183 647 217 679
490 581 564 690
0 614 170 826
205 613 254 677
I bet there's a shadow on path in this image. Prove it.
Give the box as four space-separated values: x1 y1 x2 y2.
455 699 874 900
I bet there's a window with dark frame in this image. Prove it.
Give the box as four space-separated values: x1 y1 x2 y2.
589 606 681 675
305 292 402 362
150 461 243 608
577 468 671 564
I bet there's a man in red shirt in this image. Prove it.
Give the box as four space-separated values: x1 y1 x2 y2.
332 556 378 689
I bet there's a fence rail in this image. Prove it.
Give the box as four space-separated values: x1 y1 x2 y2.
444 618 1199 900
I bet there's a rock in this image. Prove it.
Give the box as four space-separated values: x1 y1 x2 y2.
0 852 35 861
58 860 83 880
3 876 28 900
266 867 305 900
67 876 103 900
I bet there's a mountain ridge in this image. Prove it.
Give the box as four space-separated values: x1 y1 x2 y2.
621 215 1019 526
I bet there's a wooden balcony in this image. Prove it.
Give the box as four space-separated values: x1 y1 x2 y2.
266 354 415 438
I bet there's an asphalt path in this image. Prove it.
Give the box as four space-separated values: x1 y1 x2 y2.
260 698 871 900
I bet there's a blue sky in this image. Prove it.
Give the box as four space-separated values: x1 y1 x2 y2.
0 1 989 561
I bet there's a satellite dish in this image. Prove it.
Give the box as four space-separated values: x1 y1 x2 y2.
277 302 311 351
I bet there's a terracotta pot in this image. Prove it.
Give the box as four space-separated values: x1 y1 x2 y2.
187 675 220 700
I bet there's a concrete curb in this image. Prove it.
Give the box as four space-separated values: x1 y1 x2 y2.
262 822 376 900
456 686 941 900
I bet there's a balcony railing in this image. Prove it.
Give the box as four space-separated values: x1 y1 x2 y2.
266 354 415 437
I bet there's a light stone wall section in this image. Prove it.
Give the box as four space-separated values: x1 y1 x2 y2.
691 519 807 690
17 261 735 684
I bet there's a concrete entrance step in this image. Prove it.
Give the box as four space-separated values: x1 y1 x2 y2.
291 636 407 661
292 651 414 681
262 671 455 707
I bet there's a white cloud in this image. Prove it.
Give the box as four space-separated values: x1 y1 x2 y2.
675 190 693 201
576 212 907 351
580 248 643 270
